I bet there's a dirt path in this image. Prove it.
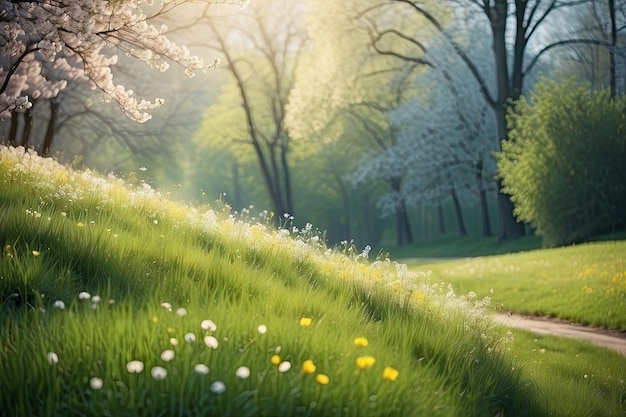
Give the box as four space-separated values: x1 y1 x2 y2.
493 313 626 356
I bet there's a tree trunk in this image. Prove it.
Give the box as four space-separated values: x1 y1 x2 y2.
8 112 19 146
450 183 467 237
20 104 35 149
42 100 59 157
475 160 492 237
395 200 413 245
280 143 294 216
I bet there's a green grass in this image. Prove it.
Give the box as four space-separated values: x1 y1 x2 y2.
1 145 625 416
403 242 626 330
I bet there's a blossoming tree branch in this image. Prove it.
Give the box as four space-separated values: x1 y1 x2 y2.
0 0 248 153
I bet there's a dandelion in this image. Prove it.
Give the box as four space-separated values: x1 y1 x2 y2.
32 250 40 256
257 324 267 334
271 355 281 365
302 360 316 374
160 349 175 362
383 367 399 381
89 377 103 390
77 222 84 228
315 374 330 385
299 317 312 327
356 356 376 370
126 360 144 373
151 316 159 324
354 337 368 348
176 307 187 317
210 381 226 394
235 366 250 379
184 332 196 343
47 352 59 364
53 300 65 310
78 292 91 300
204 335 219 349
194 364 209 375
278 361 291 373
151 366 168 380
201 319 217 331
170 337 179 346
91 295 101 303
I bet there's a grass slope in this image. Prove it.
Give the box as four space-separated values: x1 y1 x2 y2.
1 145 625 416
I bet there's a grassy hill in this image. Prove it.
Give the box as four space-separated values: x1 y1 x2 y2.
1 145 625 416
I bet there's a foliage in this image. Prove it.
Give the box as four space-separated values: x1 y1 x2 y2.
0 0 246 122
498 78 626 247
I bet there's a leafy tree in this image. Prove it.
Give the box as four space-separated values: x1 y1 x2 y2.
0 0 246 154
498 78 626 247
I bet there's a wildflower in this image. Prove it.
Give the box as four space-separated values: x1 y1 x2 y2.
299 317 312 327
201 319 217 331
167 327 174 334
383 367 399 381
302 360 316 374
176 307 187 317
354 337 368 348
77 222 84 228
53 300 65 310
257 324 267 334
91 295 100 303
47 352 59 364
170 337 179 346
204 335 219 349
235 366 250 379
184 332 196 343
32 250 40 256
126 360 144 373
160 349 175 362
356 356 376 370
194 364 209 375
161 302 172 311
271 355 281 365
151 366 168 380
316 374 330 385
278 361 291 373
78 292 91 300
89 377 103 390
210 381 226 394
139 167 147 171
151 316 159 324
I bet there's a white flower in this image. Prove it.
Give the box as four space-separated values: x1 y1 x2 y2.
160 349 175 362
151 366 168 380
126 360 144 373
278 361 291 373
201 319 217 331
194 364 209 375
235 366 250 379
78 292 91 300
257 324 267 334
204 335 219 349
47 352 59 364
89 377 103 390
184 333 196 343
210 381 226 394
161 302 172 311
91 295 101 303
53 300 65 309
176 308 187 317
170 337 179 346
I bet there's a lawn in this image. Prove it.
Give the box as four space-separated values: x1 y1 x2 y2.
1 145 625 416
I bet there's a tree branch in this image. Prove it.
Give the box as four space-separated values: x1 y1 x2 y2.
524 38 614 76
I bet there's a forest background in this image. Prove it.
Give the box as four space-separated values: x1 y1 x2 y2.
2 0 624 250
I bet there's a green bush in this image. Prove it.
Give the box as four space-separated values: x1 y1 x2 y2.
498 78 626 247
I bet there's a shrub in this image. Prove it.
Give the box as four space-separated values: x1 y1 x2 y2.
498 78 626 247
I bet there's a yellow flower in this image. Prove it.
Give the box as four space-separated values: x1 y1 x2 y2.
302 359 316 374
356 356 376 370
32 250 40 257
151 316 158 324
299 317 312 327
271 355 281 365
354 337 368 348
167 327 174 334
383 367 399 381
77 222 84 228
315 373 330 385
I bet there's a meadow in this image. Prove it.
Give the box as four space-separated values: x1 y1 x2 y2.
1 145 625 416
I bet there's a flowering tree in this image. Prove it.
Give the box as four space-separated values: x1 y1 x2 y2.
0 0 247 154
